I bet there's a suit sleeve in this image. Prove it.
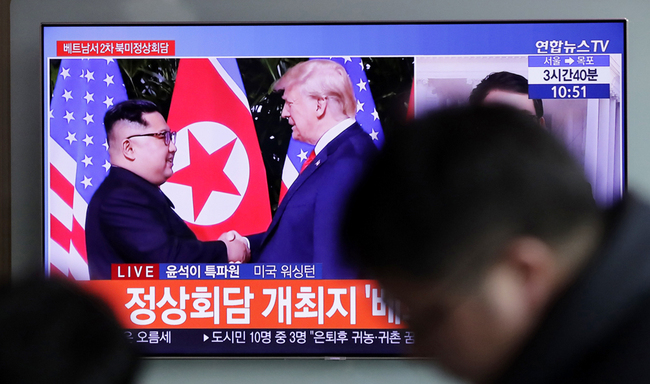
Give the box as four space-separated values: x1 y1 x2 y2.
247 233 265 262
98 186 228 264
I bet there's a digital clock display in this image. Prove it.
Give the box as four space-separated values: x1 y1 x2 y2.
529 83 610 99
553 85 585 98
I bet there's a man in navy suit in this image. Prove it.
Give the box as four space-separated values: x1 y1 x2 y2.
86 100 249 279
241 60 377 278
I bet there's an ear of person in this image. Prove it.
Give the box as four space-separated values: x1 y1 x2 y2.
486 237 560 320
122 138 136 161
315 97 327 118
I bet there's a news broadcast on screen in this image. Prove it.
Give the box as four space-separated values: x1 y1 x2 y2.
42 21 626 357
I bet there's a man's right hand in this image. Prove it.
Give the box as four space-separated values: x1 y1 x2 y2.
218 231 251 263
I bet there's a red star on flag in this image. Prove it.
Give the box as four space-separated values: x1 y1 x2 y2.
169 131 240 221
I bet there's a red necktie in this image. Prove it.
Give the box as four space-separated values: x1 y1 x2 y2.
300 151 316 173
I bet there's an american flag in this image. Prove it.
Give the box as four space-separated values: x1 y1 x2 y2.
47 58 128 280
279 57 384 201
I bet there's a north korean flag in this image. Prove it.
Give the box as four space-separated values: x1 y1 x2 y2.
162 58 271 240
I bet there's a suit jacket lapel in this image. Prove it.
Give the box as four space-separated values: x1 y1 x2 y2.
259 150 328 246
259 123 361 247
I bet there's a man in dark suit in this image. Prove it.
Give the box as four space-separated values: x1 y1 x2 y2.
86 100 249 279
343 105 650 383
242 59 377 278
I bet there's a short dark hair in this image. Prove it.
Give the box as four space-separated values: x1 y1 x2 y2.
0 277 140 384
103 99 162 138
342 105 599 284
469 71 544 119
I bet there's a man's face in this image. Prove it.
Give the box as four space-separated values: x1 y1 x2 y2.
483 89 537 118
127 112 177 186
382 267 532 383
281 85 319 144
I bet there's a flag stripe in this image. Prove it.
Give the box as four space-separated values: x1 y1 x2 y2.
73 189 88 230
71 218 87 262
281 155 300 189
50 264 67 278
68 243 90 280
209 58 251 111
50 214 72 253
49 188 74 231
49 235 71 276
50 163 75 207
49 137 77 183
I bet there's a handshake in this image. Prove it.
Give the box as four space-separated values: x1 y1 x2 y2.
218 230 250 264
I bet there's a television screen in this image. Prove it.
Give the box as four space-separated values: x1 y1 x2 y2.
42 20 626 357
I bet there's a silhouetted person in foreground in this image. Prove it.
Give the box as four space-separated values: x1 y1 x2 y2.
0 277 140 384
343 105 650 383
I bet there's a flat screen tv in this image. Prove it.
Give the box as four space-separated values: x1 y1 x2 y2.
42 20 626 357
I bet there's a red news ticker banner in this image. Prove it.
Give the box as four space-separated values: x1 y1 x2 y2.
57 40 175 56
81 280 405 330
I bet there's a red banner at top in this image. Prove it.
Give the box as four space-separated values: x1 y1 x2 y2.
57 41 175 56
